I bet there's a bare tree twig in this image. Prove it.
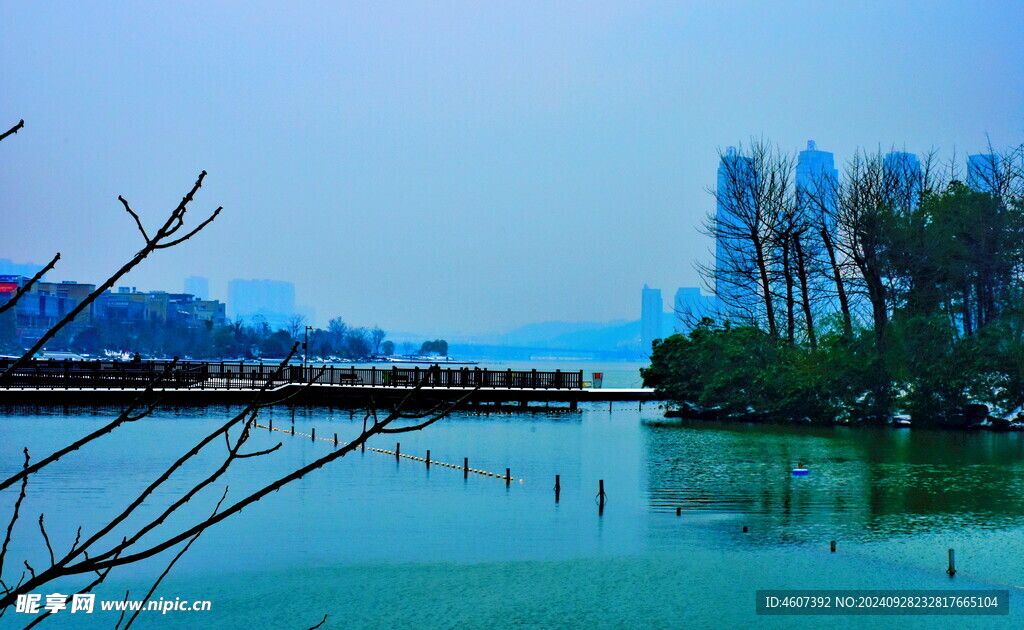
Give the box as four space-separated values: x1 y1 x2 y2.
118 195 150 243
307 614 328 630
37 515 54 567
0 449 29 586
0 120 23 143
236 443 283 459
113 590 131 630
154 206 223 249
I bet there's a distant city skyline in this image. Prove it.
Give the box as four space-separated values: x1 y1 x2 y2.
3 1 1022 335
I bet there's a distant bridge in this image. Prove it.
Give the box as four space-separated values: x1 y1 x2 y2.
0 359 659 408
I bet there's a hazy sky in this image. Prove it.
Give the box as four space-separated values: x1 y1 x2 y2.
2 1 1023 335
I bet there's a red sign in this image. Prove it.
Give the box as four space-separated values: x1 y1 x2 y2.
0 283 18 294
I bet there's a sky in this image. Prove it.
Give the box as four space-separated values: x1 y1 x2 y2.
2 1 1023 335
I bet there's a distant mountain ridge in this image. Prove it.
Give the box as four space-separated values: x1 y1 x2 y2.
390 314 685 360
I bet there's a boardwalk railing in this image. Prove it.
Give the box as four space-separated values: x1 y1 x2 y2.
0 359 585 391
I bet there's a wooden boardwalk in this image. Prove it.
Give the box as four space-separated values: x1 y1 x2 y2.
0 359 658 408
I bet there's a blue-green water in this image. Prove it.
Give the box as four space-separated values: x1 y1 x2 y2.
3 376 1024 628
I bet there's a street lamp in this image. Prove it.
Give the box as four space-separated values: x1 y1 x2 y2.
303 325 314 368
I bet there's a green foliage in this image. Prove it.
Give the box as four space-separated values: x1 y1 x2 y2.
643 320 881 422
418 339 448 356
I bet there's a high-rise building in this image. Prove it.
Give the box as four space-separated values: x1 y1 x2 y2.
883 151 922 211
795 140 838 220
715 146 757 314
227 279 297 330
184 276 210 300
967 153 1000 194
640 284 663 356
673 287 716 333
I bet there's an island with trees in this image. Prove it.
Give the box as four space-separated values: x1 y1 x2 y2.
643 140 1024 429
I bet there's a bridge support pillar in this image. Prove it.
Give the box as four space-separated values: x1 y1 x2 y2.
570 399 578 411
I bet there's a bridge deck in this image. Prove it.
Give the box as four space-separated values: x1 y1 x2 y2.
0 383 657 406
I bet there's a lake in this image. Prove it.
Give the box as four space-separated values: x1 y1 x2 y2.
2 368 1024 628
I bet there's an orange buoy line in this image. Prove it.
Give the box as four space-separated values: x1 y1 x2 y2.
253 422 516 482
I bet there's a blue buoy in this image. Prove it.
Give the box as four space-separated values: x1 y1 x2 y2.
791 468 809 476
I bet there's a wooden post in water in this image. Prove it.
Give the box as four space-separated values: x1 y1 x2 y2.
506 468 511 488
426 450 431 469
464 457 469 479
598 479 606 516
676 507 681 516
948 549 956 576
269 418 273 431
333 432 338 447
291 425 295 436
830 540 836 553
396 442 400 461
554 475 561 503
311 427 315 442
742 526 748 533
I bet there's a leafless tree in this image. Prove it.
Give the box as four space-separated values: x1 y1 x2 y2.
370 326 386 355
286 314 307 341
702 140 804 340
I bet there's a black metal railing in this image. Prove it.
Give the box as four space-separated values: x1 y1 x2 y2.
0 359 585 391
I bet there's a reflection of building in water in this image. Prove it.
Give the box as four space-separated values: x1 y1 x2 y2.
641 421 1024 543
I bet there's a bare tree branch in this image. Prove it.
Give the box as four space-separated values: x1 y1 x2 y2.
118 195 150 243
0 449 29 586
121 487 229 630
0 120 23 143
154 206 223 249
37 514 54 567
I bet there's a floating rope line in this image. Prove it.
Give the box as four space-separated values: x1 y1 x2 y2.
254 422 517 482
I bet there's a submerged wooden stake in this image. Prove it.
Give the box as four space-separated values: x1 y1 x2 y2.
426 449 431 469
464 457 469 479
506 467 511 488
830 540 836 553
396 442 400 461
555 474 561 503
948 549 956 576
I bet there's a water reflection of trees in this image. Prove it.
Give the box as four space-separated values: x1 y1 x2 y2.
643 420 1024 541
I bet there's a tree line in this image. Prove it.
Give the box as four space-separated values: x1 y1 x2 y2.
644 140 1024 427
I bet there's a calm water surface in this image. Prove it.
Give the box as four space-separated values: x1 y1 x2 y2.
2 368 1024 628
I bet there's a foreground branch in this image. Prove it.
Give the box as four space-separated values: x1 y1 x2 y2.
0 120 24 143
